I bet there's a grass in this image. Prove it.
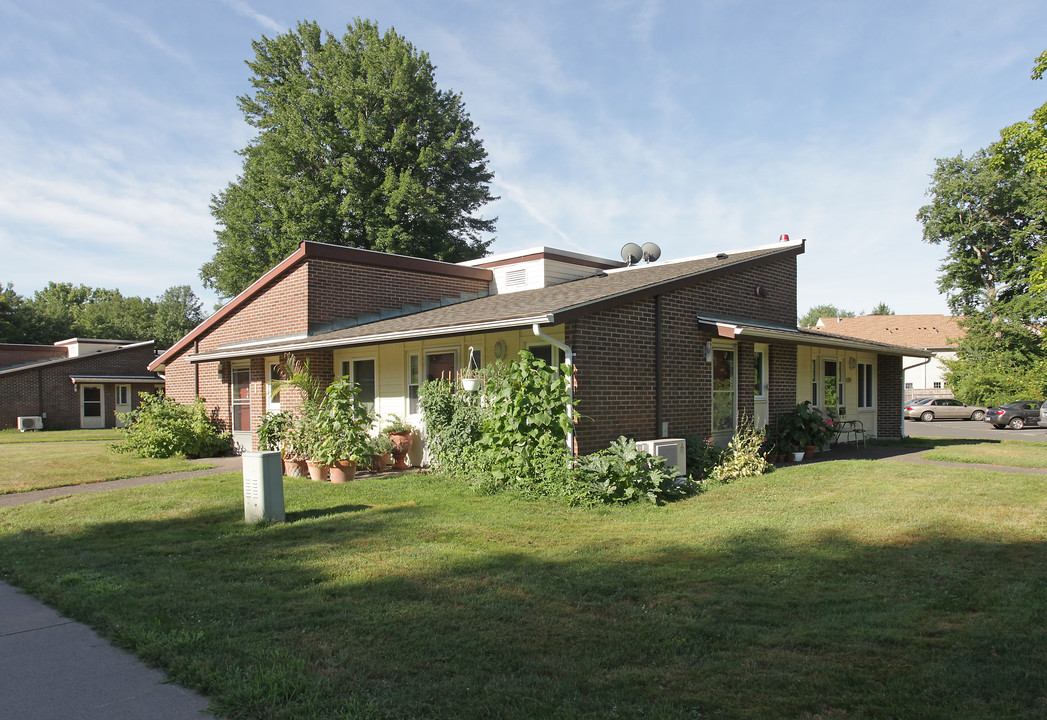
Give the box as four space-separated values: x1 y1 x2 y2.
0 428 123 444
921 440 1047 468
1 458 1046 719
0 438 210 494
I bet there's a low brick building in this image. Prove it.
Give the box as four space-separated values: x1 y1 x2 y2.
151 239 927 456
0 339 164 430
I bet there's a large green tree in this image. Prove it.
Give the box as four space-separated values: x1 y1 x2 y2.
917 146 1047 404
201 19 497 299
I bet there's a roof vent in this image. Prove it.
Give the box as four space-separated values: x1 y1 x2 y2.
505 268 527 287
716 252 728 260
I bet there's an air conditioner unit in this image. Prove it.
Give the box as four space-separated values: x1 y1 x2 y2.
636 438 686 477
17 416 44 432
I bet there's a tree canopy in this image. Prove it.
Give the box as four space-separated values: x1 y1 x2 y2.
917 139 1047 404
869 302 894 316
798 304 855 328
201 19 497 299
0 282 205 348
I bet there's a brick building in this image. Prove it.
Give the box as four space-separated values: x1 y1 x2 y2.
811 314 963 401
0 339 164 430
151 239 927 456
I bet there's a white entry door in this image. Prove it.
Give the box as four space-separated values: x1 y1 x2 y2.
80 384 105 429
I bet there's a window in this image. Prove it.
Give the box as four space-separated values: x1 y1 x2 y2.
231 367 251 432
342 359 376 412
933 381 943 389
905 382 914 389
266 361 282 411
528 344 565 368
857 363 874 409
468 347 482 373
753 348 767 400
408 354 420 415
426 352 456 381
822 359 843 415
811 358 818 405
82 386 102 417
115 385 130 407
712 346 736 434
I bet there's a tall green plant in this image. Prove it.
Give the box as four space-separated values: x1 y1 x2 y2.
111 394 231 459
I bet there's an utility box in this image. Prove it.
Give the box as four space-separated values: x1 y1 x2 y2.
242 451 285 523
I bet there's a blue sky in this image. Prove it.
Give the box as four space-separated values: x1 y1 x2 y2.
2 1 1045 320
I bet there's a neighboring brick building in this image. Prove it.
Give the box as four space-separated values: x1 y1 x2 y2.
151 239 927 456
0 339 164 430
811 315 963 401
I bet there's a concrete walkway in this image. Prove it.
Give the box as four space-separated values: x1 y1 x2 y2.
0 581 215 719
0 455 242 508
0 456 241 718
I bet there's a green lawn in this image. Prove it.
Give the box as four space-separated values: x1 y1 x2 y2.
0 438 210 494
1 458 1045 719
0 428 123 444
922 440 1047 468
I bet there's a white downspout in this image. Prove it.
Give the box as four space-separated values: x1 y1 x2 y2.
532 324 575 456
900 356 932 439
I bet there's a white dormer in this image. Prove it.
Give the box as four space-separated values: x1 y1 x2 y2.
54 338 131 357
460 247 624 294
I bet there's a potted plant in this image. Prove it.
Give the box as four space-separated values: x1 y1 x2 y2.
279 413 313 477
774 410 810 462
364 433 394 472
461 346 481 392
312 378 371 483
382 415 414 470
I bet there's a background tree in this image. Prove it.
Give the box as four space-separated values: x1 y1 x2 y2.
152 285 205 348
0 283 205 348
202 19 497 299
917 145 1047 404
869 302 894 316
798 304 855 328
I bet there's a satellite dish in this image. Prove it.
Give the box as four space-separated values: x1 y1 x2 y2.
621 243 643 265
641 242 661 262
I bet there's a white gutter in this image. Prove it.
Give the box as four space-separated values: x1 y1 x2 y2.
532 324 575 457
899 356 933 439
187 314 555 363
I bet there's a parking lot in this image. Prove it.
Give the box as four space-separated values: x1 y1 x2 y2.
904 416 1047 442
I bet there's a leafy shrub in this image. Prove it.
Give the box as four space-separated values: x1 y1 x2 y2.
686 435 724 481
576 437 687 505
418 378 484 477
112 394 231 459
257 411 291 451
708 421 773 484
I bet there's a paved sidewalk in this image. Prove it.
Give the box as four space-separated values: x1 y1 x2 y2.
0 580 215 719
0 457 241 717
0 455 242 508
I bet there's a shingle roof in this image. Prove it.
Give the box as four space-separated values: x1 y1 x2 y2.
190 242 804 361
810 314 963 349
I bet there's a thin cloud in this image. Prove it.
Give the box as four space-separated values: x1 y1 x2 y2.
85 2 194 68
218 0 283 33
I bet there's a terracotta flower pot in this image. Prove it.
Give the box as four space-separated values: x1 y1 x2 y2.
282 457 308 478
803 445 817 460
305 460 330 482
370 452 390 473
329 459 357 484
389 431 412 470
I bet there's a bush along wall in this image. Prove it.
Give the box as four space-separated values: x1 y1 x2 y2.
420 350 776 506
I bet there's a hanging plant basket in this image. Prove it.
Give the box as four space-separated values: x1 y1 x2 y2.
461 377 480 392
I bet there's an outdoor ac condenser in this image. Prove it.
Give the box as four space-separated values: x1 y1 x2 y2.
17 416 43 432
635 438 686 478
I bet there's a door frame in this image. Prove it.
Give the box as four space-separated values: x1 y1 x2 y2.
80 383 106 429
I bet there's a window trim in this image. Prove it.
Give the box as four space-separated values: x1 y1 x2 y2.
857 362 875 409
341 357 377 412
753 346 768 401
265 358 282 412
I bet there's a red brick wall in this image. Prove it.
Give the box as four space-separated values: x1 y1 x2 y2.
0 344 158 430
876 354 903 438
569 254 798 454
307 259 491 329
0 344 66 370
